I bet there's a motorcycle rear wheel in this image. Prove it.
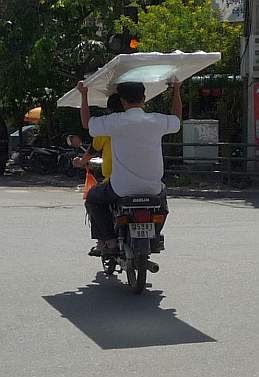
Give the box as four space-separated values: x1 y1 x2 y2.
126 256 147 294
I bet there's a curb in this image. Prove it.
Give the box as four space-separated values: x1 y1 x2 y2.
166 187 259 198
1 173 259 199
0 173 78 188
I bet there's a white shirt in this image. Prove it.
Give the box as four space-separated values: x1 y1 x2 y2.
89 108 180 196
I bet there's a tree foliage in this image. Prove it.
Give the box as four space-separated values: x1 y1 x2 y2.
0 0 126 143
0 0 242 144
118 0 242 74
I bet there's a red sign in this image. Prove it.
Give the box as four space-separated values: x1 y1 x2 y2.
201 88 210 97
211 88 221 97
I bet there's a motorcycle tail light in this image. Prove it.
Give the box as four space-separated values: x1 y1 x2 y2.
116 215 129 225
151 214 166 224
133 209 151 223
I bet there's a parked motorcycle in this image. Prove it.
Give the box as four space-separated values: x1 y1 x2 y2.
10 145 79 176
10 146 33 171
27 147 60 174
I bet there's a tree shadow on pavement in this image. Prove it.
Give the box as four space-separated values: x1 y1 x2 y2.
43 271 216 350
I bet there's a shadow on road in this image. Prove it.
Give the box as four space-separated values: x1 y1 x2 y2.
43 271 216 349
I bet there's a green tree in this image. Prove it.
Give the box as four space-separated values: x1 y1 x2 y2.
0 0 128 144
117 0 242 74
0 0 38 135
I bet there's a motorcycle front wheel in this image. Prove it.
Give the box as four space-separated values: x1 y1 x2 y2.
126 255 147 294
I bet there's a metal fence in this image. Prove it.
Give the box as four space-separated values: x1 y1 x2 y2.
163 142 259 185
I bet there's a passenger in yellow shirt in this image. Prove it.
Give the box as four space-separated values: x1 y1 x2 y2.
92 136 111 181
72 93 123 255
73 93 123 180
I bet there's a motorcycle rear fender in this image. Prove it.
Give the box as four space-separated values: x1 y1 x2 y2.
131 238 151 255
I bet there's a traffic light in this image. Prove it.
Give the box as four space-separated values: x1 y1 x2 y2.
130 38 139 49
108 6 139 54
108 32 139 54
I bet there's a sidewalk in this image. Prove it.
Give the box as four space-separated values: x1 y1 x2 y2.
0 170 79 188
167 186 259 199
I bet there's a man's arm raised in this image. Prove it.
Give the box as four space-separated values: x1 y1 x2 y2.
169 81 182 120
77 81 89 129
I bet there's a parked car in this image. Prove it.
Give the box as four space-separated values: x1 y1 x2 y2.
9 124 39 149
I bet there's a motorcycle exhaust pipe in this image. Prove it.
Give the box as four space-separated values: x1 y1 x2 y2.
147 261 159 273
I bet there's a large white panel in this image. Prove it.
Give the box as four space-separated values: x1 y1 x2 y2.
57 51 221 108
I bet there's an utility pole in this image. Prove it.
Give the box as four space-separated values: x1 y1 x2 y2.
241 0 259 168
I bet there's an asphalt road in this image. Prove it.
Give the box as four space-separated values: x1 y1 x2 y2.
0 185 259 377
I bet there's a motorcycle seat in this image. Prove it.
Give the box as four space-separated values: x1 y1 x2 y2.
117 195 162 209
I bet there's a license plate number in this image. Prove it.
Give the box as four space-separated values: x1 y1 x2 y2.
129 223 155 238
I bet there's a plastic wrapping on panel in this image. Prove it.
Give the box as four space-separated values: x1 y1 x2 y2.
57 51 221 109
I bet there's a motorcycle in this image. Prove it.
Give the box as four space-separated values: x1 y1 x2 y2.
10 145 79 176
68 134 167 294
102 195 166 294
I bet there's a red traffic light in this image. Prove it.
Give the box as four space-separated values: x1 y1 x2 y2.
130 38 139 49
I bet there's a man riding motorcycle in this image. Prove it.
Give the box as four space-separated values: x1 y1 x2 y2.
77 80 182 256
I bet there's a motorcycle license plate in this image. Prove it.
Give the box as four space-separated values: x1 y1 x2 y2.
129 223 155 238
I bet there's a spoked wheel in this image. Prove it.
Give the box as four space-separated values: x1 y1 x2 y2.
126 255 147 294
102 257 117 275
